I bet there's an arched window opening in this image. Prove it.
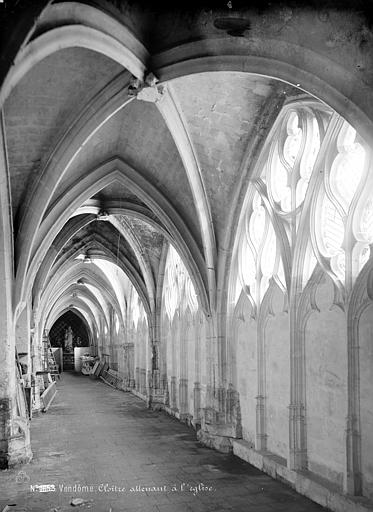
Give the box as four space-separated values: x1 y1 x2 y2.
114 313 120 335
238 192 280 306
132 295 141 328
267 107 324 215
127 287 147 329
232 100 373 306
163 245 198 322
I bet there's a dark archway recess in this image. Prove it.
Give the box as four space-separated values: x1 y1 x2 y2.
49 310 90 349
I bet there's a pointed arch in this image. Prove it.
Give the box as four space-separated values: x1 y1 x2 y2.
38 263 123 336
47 307 93 345
0 21 147 106
17 158 209 319
45 296 99 339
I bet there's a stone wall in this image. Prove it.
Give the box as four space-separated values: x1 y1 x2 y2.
358 304 373 501
119 244 373 512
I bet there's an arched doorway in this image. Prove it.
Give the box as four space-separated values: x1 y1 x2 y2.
49 311 91 371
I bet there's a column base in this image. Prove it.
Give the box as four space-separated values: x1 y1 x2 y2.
7 445 33 468
179 413 193 426
0 416 32 469
148 390 166 411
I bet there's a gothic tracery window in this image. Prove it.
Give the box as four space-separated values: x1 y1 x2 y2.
238 192 281 306
163 245 198 321
233 100 372 308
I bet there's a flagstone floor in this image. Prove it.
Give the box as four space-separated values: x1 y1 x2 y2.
0 373 327 512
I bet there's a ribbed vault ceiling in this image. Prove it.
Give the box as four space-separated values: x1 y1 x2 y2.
0 0 311 339
4 47 123 222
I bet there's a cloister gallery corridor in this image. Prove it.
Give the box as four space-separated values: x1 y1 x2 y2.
0 375 326 512
2 2 373 512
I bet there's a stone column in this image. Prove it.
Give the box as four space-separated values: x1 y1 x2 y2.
288 402 307 469
148 335 166 410
194 315 202 426
178 315 189 419
193 382 201 425
170 376 178 411
288 296 307 471
140 369 146 394
123 342 134 388
195 313 242 452
0 115 32 466
135 367 140 391
255 326 267 451
345 413 362 495
178 378 188 418
129 344 135 388
344 320 362 495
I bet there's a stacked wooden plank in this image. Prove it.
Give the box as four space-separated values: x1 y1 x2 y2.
41 381 57 412
88 358 123 390
89 360 106 379
100 367 123 389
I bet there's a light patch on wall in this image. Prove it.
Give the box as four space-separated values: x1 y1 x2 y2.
91 258 128 320
185 277 198 314
132 296 140 328
115 314 120 335
79 295 101 323
84 282 110 321
163 245 198 320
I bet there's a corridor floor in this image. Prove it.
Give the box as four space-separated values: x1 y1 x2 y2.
0 374 326 512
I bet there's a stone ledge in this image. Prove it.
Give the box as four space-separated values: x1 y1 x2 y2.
164 406 180 419
197 429 233 453
232 439 373 512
